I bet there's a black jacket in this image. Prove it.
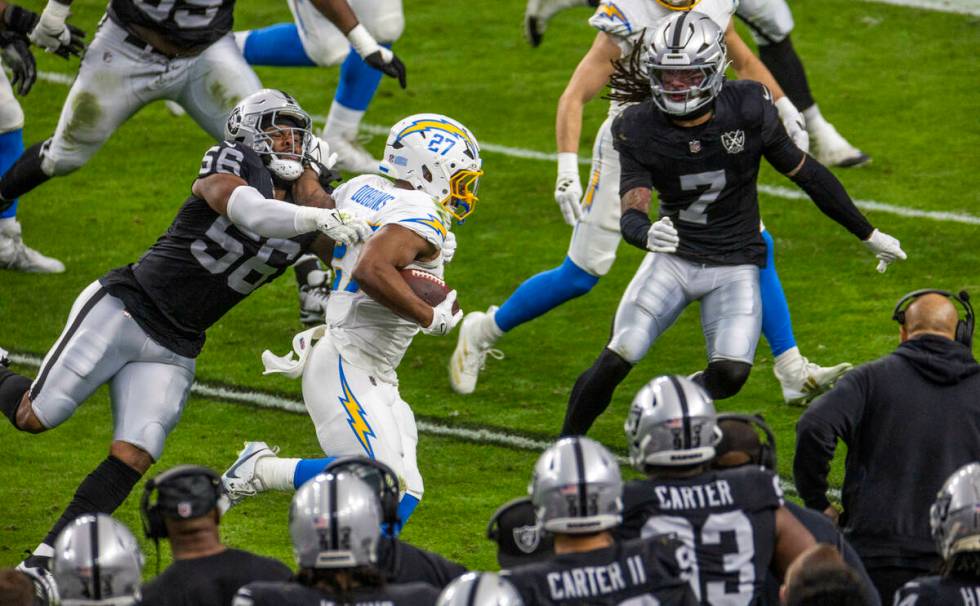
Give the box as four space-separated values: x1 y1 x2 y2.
794 335 980 566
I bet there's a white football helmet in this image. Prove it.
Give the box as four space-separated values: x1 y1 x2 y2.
224 88 314 182
379 113 483 221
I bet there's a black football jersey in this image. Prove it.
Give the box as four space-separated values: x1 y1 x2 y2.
613 80 805 267
503 535 697 605
616 466 784 605
378 538 467 588
107 0 236 50
894 575 980 606
100 142 315 358
233 580 441 606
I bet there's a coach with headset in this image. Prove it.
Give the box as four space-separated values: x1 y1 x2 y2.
794 288 980 601
139 465 291 606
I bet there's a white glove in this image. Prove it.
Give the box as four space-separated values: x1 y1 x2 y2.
646 217 679 253
310 136 338 170
421 290 463 336
29 1 72 53
297 208 372 245
863 228 907 273
442 231 457 264
775 97 810 154
554 152 583 226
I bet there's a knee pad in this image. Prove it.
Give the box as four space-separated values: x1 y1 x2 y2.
367 11 404 44
0 101 24 133
700 360 752 399
351 0 404 43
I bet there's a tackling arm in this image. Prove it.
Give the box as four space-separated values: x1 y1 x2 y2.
352 224 439 326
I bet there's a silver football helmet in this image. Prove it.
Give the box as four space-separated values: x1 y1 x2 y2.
437 572 524 606
224 88 314 181
625 375 722 469
646 11 728 116
51 514 144 606
930 462 980 560
289 472 382 569
529 436 622 534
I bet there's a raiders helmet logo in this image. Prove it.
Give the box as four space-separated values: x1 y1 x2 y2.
722 130 745 154
513 524 541 554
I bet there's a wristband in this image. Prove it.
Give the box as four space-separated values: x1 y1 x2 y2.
557 152 578 176
346 24 380 58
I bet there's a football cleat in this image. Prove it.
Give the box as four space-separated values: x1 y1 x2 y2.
775 357 852 406
810 122 870 168
298 269 331 326
323 132 381 175
1 347 9 367
0 219 65 273
524 0 597 47
449 308 504 395
221 441 278 508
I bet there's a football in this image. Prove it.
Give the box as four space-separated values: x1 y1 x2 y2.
399 268 460 312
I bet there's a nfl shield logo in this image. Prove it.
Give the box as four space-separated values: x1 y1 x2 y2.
177 501 192 518
721 130 745 154
689 140 702 154
513 524 541 554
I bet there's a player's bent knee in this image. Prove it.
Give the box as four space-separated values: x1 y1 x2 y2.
110 441 153 474
701 360 752 399
608 329 651 365
369 12 405 44
304 42 348 68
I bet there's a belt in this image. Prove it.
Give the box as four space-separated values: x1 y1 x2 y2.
122 33 204 60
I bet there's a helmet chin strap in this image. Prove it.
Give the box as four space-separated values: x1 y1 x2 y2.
267 155 304 182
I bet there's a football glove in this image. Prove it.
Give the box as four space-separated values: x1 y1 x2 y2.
298 208 371 245
28 1 85 59
347 24 407 89
0 32 36 96
421 290 463 336
555 152 583 226
646 216 679 253
863 228 906 273
442 231 457 264
775 97 809 154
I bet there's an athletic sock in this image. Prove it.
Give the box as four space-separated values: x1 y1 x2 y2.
759 229 796 357
561 348 633 436
334 48 385 113
41 456 143 547
324 102 366 141
240 23 315 67
291 457 336 489
395 494 420 533
803 104 831 132
0 368 31 428
481 308 505 344
0 142 50 203
252 456 303 491
494 256 599 333
757 36 815 112
0 129 24 219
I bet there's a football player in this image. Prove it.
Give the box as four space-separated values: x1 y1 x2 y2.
893 462 980 605
617 375 817 604
51 514 144 606
501 435 698 604
0 90 369 576
220 113 481 529
232 472 442 605
523 0 868 167
437 572 524 606
450 0 853 407
561 14 904 431
237 0 407 174
0 0 83 273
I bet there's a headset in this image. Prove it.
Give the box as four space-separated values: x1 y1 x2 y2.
715 413 777 471
325 457 401 533
892 289 974 348
140 465 222 540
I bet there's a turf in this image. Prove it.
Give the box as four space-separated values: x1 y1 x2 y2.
1 0 977 573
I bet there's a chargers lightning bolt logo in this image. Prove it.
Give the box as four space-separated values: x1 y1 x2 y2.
338 359 376 458
400 214 448 239
597 2 631 32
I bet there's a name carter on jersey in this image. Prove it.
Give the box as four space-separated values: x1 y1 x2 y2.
654 480 735 511
546 555 649 600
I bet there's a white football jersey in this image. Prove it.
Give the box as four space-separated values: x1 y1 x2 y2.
325 174 450 383
589 0 737 116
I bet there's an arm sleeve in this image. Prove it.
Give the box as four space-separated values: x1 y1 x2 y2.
225 185 308 238
788 157 875 240
793 371 868 511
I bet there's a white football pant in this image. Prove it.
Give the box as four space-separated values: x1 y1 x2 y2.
288 0 404 67
0 60 24 133
735 0 795 45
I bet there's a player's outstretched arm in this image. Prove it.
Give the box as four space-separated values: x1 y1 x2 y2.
309 0 407 88
553 32 621 225
772 506 818 579
352 224 457 332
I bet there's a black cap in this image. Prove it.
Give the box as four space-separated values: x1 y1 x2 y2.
156 466 221 520
487 497 554 569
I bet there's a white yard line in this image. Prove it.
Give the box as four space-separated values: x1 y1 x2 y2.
7 352 835 498
863 0 980 16
33 71 980 227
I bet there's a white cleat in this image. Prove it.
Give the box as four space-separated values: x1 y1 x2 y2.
776 358 852 406
221 441 278 508
163 100 186 117
449 309 504 395
524 0 594 46
323 133 381 175
298 268 331 326
0 219 64 273
810 122 870 168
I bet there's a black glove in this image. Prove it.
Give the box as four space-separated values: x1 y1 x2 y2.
51 22 86 59
0 32 36 96
364 49 407 89
2 5 39 36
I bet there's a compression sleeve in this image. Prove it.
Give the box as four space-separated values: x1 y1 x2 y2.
620 207 652 251
789 157 874 240
225 185 313 238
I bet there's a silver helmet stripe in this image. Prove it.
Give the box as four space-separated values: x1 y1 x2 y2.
572 438 589 517
90 515 102 600
328 475 340 551
667 375 692 449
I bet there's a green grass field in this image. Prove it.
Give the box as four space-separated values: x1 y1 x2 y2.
1 0 978 575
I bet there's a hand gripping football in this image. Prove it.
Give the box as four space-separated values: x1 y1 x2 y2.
398 268 460 313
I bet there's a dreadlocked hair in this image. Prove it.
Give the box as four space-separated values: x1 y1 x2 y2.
604 34 653 105
944 551 980 581
295 565 387 600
